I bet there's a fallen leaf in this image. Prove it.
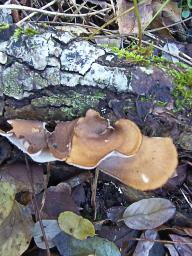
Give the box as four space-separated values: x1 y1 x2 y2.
163 164 187 191
0 138 11 164
162 43 180 63
58 211 95 240
35 182 78 219
117 0 153 35
34 220 61 249
97 223 140 253
0 163 45 194
133 230 164 256
0 181 16 225
53 232 121 256
106 206 125 222
170 234 192 256
165 244 179 256
0 202 33 256
152 1 186 40
123 198 176 230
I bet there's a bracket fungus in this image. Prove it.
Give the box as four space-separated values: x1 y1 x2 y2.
0 109 178 191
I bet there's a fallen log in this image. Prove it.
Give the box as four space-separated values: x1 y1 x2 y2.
0 24 176 122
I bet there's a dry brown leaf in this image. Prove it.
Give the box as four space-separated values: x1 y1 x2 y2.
34 182 79 219
0 163 45 194
123 198 176 230
117 0 153 34
170 234 192 256
152 1 186 40
0 202 33 256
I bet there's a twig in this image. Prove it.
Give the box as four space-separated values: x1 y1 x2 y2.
25 157 51 256
91 168 100 220
0 4 110 17
66 171 93 188
147 16 192 33
17 0 58 25
143 0 171 31
40 162 51 214
87 0 146 40
180 188 192 208
126 236 192 245
128 35 192 66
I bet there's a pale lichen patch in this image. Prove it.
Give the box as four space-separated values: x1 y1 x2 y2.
140 66 154 75
81 63 129 92
60 41 105 75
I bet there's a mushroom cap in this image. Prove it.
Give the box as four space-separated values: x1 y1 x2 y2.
66 109 142 168
114 119 142 156
6 120 47 154
98 136 178 191
47 120 77 160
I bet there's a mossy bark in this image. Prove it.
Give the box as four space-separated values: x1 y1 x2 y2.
0 24 178 122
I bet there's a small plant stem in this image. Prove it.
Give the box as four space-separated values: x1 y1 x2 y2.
87 0 146 40
133 0 142 47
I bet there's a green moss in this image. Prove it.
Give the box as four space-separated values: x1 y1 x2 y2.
171 68 192 111
13 26 39 40
0 23 10 31
31 91 106 119
106 44 192 113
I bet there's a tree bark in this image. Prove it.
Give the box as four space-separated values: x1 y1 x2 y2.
0 25 175 122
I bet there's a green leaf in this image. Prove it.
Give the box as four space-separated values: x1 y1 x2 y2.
53 232 121 256
0 182 16 225
0 202 33 256
182 9 190 18
58 211 95 240
187 0 192 9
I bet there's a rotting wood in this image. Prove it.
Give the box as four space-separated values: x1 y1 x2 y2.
0 24 175 121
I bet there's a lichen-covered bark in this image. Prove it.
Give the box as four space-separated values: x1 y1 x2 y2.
0 25 174 120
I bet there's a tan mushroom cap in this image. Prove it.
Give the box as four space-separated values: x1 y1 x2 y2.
66 109 142 168
47 120 77 160
114 119 142 156
7 120 47 154
98 136 178 191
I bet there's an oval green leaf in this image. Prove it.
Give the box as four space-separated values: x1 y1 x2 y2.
58 211 95 240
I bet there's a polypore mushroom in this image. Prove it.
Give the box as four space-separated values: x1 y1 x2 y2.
98 136 178 191
66 109 142 168
0 110 178 191
0 120 47 154
47 120 77 160
0 120 57 163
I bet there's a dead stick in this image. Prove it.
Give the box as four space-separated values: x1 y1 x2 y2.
25 156 51 256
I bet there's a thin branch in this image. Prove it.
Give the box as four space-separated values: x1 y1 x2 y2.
143 0 171 31
147 16 192 33
128 35 192 66
126 236 192 246
25 157 51 256
0 4 110 17
87 0 146 40
17 0 58 25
